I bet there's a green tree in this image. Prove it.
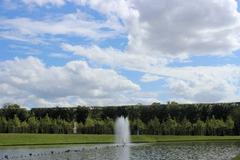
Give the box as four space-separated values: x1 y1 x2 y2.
131 118 145 135
62 120 73 134
28 116 39 133
13 114 21 132
0 117 8 133
225 116 234 135
84 117 95 134
102 118 114 134
7 120 14 133
50 119 60 133
94 120 105 134
206 117 215 135
164 116 177 135
77 122 84 134
193 119 206 135
21 121 29 133
147 117 161 135
178 118 192 135
39 114 51 133
215 119 226 135
75 107 89 123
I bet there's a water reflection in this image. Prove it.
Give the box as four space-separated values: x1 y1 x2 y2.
0 142 239 160
116 144 130 160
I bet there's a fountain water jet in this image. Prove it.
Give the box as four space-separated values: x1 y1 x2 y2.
115 116 130 160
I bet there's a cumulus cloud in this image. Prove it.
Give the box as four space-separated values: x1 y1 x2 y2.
2 0 240 104
62 43 168 71
63 44 240 103
98 0 240 57
155 65 240 103
60 0 240 103
0 57 159 107
64 42 240 102
16 0 240 57
127 0 240 57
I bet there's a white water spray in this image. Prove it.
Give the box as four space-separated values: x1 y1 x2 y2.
115 116 130 160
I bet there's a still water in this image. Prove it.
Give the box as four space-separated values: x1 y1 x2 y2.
0 142 240 160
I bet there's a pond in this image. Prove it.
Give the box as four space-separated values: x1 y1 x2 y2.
0 142 240 160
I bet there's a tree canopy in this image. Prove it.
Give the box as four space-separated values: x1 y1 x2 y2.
0 102 240 135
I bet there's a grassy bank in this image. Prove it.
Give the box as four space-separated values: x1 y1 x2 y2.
0 134 240 146
233 154 240 160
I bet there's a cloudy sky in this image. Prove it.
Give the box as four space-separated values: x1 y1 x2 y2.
0 0 240 107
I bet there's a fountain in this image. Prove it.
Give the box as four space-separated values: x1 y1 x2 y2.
115 116 130 160
73 122 77 134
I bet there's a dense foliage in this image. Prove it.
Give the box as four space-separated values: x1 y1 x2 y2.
0 102 240 135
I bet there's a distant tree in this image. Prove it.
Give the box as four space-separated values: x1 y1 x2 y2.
27 116 39 133
163 115 177 135
7 120 14 133
94 120 105 134
62 120 73 134
12 115 21 132
39 114 51 133
102 118 114 134
147 117 161 135
50 119 60 133
0 117 7 133
215 119 226 136
225 116 234 135
3 103 20 109
77 122 84 134
131 118 145 135
193 119 206 135
0 102 240 135
230 107 240 135
178 117 192 135
206 116 219 135
75 106 89 124
21 121 29 133
2 104 28 121
84 117 95 134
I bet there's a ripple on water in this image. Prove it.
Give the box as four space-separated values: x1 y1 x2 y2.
0 142 239 160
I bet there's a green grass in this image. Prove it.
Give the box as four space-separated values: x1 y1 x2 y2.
0 134 114 146
232 154 240 160
0 134 240 146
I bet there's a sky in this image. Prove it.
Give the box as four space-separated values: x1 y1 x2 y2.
0 0 240 108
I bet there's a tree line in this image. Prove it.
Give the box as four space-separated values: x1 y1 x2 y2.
0 102 239 135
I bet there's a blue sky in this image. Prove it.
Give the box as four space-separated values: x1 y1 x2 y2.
0 0 240 108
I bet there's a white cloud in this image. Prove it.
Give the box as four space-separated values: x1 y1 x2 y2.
16 0 240 57
61 0 240 103
62 43 168 71
54 0 240 57
140 74 161 83
22 0 65 6
0 10 125 43
155 65 240 103
63 43 240 103
3 0 240 104
0 57 162 107
125 0 240 57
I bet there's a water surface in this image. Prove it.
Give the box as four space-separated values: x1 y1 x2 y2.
0 142 239 160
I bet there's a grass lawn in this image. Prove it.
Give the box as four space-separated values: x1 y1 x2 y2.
1 134 240 146
233 154 240 160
